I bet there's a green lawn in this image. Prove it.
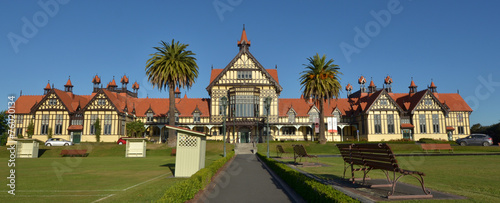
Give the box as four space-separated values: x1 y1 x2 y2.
266 143 500 202
0 141 232 202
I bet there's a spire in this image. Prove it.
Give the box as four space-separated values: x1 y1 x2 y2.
64 76 73 92
346 83 353 97
175 87 181 98
107 77 118 90
237 25 251 50
368 78 376 93
409 77 417 94
92 74 101 84
358 76 366 93
132 81 139 92
429 79 437 93
44 81 51 95
121 74 129 89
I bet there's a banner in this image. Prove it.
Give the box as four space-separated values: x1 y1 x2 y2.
328 117 337 133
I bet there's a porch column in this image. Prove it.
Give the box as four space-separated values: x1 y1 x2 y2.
275 125 283 141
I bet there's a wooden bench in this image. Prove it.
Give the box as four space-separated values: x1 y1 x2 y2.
60 149 87 157
276 145 291 158
420 143 453 153
292 144 317 163
336 143 432 199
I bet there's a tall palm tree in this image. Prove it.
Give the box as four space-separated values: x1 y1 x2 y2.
300 53 342 144
146 39 198 147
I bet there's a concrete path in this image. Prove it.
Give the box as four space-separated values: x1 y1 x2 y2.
197 154 303 203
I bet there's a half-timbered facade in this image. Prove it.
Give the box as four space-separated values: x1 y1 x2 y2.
10 29 472 144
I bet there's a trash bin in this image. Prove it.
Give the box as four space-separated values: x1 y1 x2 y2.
13 138 41 158
123 138 147 157
164 125 209 177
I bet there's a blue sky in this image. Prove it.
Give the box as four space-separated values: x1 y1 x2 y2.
1 0 499 126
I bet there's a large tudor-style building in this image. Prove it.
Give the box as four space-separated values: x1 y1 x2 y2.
10 29 472 144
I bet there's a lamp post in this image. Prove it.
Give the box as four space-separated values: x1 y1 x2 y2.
221 96 227 157
264 97 272 158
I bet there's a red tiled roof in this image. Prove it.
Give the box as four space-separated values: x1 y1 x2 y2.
175 87 181 93
369 80 375 87
409 80 417 88
45 83 51 90
437 93 472 112
401 123 414 128
430 81 436 88
68 125 83 131
14 95 44 114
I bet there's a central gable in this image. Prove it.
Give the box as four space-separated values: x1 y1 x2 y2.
413 91 447 113
83 90 118 112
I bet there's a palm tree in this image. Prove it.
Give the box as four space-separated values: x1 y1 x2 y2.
146 40 199 147
300 53 342 144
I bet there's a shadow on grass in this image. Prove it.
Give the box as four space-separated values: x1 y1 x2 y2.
160 163 175 175
38 149 50 157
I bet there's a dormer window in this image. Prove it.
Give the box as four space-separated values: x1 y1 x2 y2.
288 112 295 123
193 112 200 123
146 112 154 122
309 111 318 123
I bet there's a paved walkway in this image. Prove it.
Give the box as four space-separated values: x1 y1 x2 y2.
197 154 303 203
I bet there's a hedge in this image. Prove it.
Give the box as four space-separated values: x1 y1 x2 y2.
257 153 359 203
418 138 454 144
157 152 235 203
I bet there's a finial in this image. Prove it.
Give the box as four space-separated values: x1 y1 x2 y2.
211 64 213 70
20 90 22 96
243 24 245 30
275 64 277 69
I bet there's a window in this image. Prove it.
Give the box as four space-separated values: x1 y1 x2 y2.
387 114 394 134
282 127 296 135
457 113 463 123
231 95 259 117
379 99 388 106
237 71 252 79
55 115 63 135
41 115 49 135
432 114 440 133
49 99 57 106
16 128 23 136
194 127 204 133
419 114 427 133
309 111 319 123
16 115 23 125
424 98 432 105
288 112 295 123
374 115 382 134
146 112 154 122
90 115 98 135
98 98 106 106
193 112 200 123
104 115 112 135
458 126 464 134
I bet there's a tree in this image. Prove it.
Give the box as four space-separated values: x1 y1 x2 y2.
0 110 8 136
94 118 101 142
126 120 146 138
47 127 53 139
145 39 199 147
26 120 34 138
299 53 342 144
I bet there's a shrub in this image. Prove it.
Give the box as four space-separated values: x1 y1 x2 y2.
157 152 235 203
257 153 358 203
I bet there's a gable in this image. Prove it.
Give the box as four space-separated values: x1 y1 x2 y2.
36 93 68 111
84 92 117 111
368 94 398 111
413 92 445 112
206 48 282 94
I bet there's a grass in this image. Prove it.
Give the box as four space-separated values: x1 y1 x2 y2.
0 141 233 202
262 142 500 202
257 141 500 155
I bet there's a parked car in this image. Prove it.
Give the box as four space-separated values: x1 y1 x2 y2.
456 134 493 146
117 137 126 145
45 138 73 146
